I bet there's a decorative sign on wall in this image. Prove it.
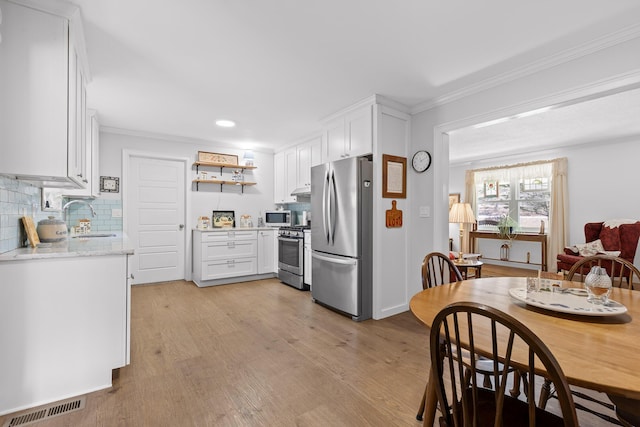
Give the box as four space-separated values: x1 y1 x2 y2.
385 200 403 228
198 151 238 165
382 154 406 198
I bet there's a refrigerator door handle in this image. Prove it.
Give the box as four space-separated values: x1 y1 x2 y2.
329 170 337 245
323 169 330 244
312 252 357 265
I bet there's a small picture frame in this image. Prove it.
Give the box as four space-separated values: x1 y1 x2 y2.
198 151 238 165
382 154 407 199
449 193 460 211
100 176 120 193
484 181 498 197
212 210 235 228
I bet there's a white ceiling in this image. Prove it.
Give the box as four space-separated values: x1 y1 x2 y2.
448 86 640 163
70 0 640 152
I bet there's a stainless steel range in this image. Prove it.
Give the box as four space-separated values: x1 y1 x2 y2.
278 225 310 290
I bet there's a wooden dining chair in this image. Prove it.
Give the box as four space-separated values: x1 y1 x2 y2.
421 251 463 289
536 254 640 425
431 301 579 427
416 252 512 421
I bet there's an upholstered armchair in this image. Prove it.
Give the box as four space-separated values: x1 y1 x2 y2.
557 221 640 274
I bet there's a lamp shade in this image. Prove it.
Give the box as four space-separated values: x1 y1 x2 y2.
449 202 476 224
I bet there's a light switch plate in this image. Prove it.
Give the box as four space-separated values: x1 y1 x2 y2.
419 206 430 218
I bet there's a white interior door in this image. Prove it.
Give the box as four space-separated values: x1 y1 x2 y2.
125 154 186 284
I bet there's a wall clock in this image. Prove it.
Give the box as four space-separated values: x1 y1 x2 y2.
411 150 432 173
100 176 120 193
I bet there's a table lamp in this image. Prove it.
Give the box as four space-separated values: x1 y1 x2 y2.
449 202 476 261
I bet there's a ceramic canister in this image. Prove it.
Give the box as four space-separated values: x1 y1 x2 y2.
37 216 68 242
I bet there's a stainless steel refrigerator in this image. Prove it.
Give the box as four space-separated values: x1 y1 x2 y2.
311 156 373 321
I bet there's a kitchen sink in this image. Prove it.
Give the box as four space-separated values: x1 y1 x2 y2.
71 233 117 238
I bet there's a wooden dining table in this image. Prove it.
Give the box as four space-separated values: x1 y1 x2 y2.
410 276 640 427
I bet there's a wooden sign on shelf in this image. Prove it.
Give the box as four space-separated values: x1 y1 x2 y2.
385 200 403 228
197 151 238 165
22 216 40 247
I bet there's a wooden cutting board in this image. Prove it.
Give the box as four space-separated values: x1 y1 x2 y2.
22 216 40 247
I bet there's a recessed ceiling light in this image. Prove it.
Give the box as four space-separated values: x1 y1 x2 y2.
215 119 236 128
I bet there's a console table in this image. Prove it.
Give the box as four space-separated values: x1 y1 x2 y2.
469 230 547 271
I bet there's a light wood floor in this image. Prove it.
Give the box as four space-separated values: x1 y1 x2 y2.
0 266 619 426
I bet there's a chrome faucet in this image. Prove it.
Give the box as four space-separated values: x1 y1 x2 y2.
62 200 96 221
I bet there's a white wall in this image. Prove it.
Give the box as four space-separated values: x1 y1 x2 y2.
372 105 411 319
409 35 640 295
449 139 640 250
448 138 640 269
100 130 277 231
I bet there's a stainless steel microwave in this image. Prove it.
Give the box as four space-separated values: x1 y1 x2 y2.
265 210 291 227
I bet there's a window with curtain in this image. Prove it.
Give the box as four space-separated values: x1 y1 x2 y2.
474 163 552 233
465 158 567 270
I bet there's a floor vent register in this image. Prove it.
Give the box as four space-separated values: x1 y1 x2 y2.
3 396 86 427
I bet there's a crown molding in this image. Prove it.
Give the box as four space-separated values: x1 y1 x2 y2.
101 126 276 154
449 134 640 168
412 23 640 115
320 94 410 124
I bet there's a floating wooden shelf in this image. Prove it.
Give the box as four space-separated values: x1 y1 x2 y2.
193 161 257 172
192 179 256 193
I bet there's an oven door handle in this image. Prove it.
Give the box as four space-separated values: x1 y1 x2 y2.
312 252 357 265
278 237 302 243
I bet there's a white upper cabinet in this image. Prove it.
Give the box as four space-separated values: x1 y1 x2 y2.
273 148 297 204
0 0 90 188
296 135 322 190
274 152 285 203
322 104 373 163
62 110 100 198
284 147 297 202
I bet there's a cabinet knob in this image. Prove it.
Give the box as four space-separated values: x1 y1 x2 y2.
179 224 185 230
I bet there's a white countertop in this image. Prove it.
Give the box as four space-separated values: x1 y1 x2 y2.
0 232 134 262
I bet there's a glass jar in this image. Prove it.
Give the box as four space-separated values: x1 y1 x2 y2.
584 266 612 304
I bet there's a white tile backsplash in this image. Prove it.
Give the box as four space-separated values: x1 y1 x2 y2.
0 176 44 253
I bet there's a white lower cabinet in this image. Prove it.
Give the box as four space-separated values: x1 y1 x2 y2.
0 254 130 415
258 229 277 274
193 229 276 286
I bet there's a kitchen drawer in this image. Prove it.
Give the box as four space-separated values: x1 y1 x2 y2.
200 230 257 242
201 240 257 260
200 258 257 280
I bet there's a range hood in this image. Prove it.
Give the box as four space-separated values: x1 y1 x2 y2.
291 187 311 197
